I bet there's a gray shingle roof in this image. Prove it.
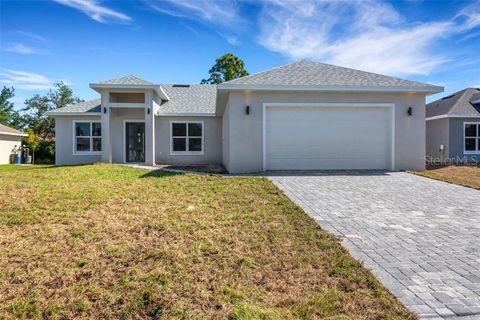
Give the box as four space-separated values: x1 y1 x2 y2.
0 123 27 136
426 88 480 118
157 84 216 115
47 85 216 116
47 99 101 114
221 60 441 91
96 75 154 86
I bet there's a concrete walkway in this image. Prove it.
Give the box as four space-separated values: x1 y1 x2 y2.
270 171 480 320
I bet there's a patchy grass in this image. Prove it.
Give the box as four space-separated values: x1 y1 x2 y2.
0 164 416 319
416 165 480 190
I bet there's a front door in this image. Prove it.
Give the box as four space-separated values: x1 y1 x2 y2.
125 122 145 163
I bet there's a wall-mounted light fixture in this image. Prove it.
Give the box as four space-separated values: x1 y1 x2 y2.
103 107 107 114
246 105 250 115
407 107 413 116
147 108 151 115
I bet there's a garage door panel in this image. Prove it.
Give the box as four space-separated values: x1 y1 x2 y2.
268 157 389 170
265 106 392 170
267 107 389 122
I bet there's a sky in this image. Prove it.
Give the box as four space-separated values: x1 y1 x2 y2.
1 0 479 109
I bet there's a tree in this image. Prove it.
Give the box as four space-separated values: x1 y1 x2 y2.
0 86 21 128
22 81 82 139
201 53 249 84
25 128 40 164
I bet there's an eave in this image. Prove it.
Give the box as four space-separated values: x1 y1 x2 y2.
217 84 444 96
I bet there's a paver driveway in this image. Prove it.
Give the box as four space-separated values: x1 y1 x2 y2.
270 171 480 320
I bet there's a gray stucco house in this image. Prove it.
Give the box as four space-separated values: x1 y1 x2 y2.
426 88 480 163
47 60 443 173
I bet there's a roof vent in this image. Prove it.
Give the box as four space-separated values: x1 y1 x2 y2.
441 94 455 100
172 84 190 88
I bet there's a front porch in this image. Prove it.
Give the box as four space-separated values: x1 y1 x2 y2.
99 91 158 166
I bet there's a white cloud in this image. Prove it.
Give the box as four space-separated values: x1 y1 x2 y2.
258 0 457 76
455 1 480 31
217 32 240 46
52 0 131 23
149 0 240 26
15 30 47 42
225 36 239 46
0 70 53 90
326 23 452 76
145 0 480 76
4 43 36 55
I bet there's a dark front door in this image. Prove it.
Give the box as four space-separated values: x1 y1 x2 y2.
126 122 145 163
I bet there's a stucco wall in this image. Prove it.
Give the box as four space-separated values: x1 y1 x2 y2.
223 91 427 173
155 116 222 165
0 134 23 164
449 118 480 162
222 97 231 172
54 116 102 165
426 118 449 161
110 108 144 163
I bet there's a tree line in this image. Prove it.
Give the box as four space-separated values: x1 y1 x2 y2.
0 82 83 163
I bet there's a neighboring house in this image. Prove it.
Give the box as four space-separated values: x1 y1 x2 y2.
426 88 480 163
47 60 443 173
0 124 27 164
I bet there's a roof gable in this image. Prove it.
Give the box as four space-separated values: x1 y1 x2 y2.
96 75 153 86
220 60 442 94
0 124 27 136
426 88 480 118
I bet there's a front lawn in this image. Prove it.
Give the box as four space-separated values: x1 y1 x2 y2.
0 164 415 319
416 165 480 190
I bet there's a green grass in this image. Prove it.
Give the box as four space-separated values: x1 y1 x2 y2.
0 164 416 319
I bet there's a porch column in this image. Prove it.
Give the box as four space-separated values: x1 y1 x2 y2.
144 90 155 166
101 90 112 163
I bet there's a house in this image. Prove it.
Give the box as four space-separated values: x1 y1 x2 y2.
0 124 27 164
426 88 480 163
47 60 443 173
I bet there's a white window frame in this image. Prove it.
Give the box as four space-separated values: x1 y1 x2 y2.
73 120 102 155
464 122 480 154
170 121 204 155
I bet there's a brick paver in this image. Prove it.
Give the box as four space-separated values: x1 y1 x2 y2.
270 171 480 320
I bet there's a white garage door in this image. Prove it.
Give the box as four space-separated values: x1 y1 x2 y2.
265 105 393 170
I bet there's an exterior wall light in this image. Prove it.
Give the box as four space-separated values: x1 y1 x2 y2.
246 105 250 115
103 107 107 114
407 107 413 116
147 108 151 115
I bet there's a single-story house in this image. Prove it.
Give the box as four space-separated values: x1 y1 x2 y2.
0 124 27 164
47 60 443 173
426 88 480 163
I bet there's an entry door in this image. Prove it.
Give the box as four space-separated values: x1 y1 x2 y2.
125 122 145 163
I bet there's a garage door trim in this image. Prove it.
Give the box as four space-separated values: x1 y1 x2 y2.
262 102 396 171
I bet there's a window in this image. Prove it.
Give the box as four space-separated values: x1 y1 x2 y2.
171 122 203 154
74 121 101 154
464 122 480 154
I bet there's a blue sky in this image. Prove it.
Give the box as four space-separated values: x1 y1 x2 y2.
1 0 479 109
